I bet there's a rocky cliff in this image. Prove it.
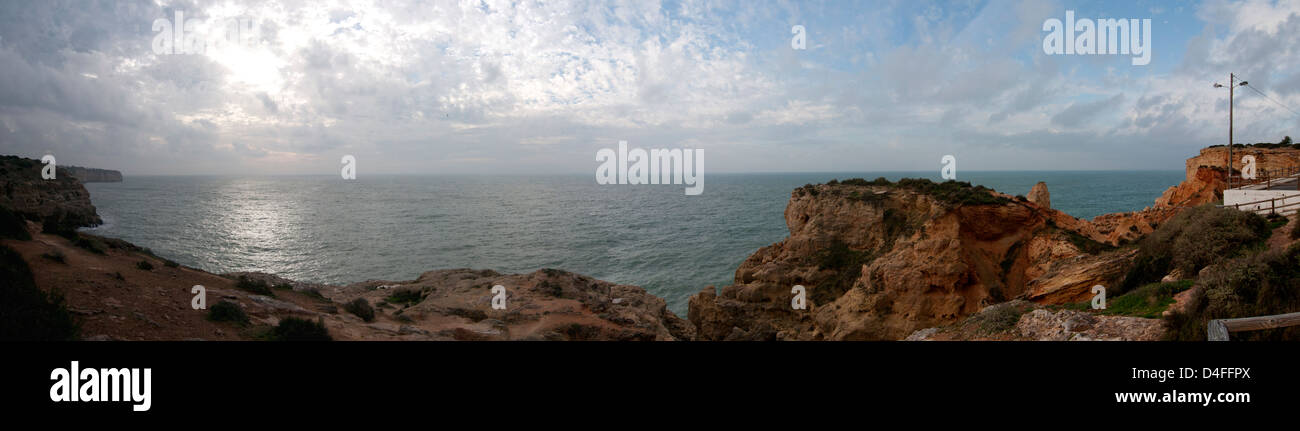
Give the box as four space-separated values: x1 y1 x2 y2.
0 155 101 227
63 165 123 183
687 179 1128 340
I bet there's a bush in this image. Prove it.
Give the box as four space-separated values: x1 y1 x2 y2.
272 282 293 290
267 317 331 341
164 259 179 268
0 205 30 240
135 260 153 271
233 275 273 296
1166 245 1300 340
1119 205 1269 294
0 245 78 340
344 298 375 322
207 300 249 324
386 288 423 305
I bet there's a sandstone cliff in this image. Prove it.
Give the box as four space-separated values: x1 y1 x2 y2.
687 179 1128 340
63 165 123 183
0 155 101 227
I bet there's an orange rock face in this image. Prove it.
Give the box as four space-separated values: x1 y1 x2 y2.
687 183 1113 340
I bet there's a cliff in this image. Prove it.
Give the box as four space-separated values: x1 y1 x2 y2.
63 165 123 183
0 155 101 227
687 179 1129 340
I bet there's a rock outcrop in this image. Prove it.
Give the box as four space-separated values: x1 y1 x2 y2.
904 301 1165 341
687 179 1122 340
326 268 695 341
0 155 101 227
1027 182 1050 209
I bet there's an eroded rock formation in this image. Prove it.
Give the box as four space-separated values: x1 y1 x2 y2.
688 180 1122 340
0 155 101 227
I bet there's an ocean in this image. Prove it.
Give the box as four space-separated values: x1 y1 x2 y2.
83 171 1183 316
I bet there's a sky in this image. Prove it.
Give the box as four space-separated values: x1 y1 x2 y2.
0 0 1298 175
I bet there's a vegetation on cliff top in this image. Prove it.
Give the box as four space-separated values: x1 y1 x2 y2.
1166 244 1300 341
1119 205 1269 295
803 177 1012 206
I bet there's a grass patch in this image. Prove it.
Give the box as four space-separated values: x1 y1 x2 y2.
1098 280 1193 318
344 298 375 322
206 300 249 325
164 259 179 268
135 260 153 271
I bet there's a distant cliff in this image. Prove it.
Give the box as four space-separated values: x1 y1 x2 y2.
62 165 123 183
0 155 101 227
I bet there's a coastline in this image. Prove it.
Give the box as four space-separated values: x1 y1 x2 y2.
3 146 1297 340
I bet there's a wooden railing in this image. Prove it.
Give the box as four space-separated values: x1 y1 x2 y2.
1222 194 1300 216
1231 166 1300 190
1208 311 1300 340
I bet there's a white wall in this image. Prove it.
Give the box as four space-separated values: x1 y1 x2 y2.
1224 189 1300 214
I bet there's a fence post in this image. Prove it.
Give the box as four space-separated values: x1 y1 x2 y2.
1208 320 1230 341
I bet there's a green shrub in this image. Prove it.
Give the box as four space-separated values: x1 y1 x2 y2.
233 275 273 296
386 288 423 305
1119 205 1269 294
0 205 30 240
344 298 375 322
810 239 875 305
135 260 153 271
267 317 331 341
207 300 249 324
1166 245 1300 340
0 245 78 340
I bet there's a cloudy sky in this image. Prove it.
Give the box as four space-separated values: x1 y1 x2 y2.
0 0 1298 175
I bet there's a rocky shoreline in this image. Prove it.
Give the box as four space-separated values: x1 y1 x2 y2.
0 147 1267 340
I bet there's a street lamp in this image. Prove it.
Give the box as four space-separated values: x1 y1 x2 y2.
1214 74 1248 189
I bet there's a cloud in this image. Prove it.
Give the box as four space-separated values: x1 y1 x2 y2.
0 0 1297 175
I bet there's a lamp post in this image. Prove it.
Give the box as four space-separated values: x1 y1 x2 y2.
1215 74 1248 189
